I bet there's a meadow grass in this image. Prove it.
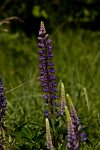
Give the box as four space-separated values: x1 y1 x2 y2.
0 28 100 149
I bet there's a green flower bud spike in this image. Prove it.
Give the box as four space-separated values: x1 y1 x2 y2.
60 82 66 115
66 94 73 107
66 94 81 131
65 106 71 123
45 118 53 150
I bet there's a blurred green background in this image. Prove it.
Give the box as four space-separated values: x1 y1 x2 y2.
0 0 100 149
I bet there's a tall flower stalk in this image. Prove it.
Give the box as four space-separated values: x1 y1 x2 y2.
38 21 59 117
0 76 7 150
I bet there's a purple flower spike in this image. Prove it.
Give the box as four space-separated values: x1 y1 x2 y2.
0 76 7 150
66 94 87 149
38 21 59 117
65 106 79 150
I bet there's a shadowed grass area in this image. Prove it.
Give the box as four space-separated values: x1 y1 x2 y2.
0 29 100 149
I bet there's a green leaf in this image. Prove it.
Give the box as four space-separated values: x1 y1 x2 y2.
41 10 48 18
32 5 41 17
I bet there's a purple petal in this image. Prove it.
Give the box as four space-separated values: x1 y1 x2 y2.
47 62 54 66
41 82 47 87
43 94 49 99
46 39 51 44
38 50 44 54
50 75 56 80
40 70 46 76
48 68 55 73
43 88 49 92
44 110 49 117
40 77 47 82
52 82 57 87
39 56 45 61
80 133 87 142
38 43 44 48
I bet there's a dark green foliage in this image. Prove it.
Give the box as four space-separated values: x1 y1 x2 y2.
0 0 100 36
6 120 47 149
